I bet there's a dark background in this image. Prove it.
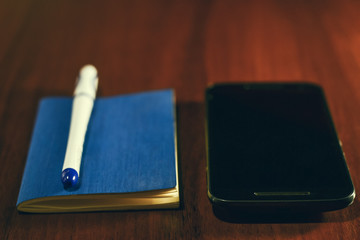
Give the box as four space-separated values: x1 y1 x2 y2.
1 0 359 239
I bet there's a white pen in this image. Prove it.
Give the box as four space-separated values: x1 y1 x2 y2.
61 65 98 189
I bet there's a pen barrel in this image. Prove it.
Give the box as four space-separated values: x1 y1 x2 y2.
62 95 94 174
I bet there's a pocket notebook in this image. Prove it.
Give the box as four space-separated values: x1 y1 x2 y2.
17 89 179 213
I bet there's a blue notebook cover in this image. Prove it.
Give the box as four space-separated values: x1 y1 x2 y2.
17 89 179 213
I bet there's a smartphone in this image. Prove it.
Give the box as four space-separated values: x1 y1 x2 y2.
205 83 355 212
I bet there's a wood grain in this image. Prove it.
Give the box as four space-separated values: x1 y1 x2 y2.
1 0 359 239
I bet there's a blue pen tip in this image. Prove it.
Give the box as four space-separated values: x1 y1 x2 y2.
61 168 79 189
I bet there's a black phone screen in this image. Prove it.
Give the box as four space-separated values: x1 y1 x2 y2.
206 83 354 203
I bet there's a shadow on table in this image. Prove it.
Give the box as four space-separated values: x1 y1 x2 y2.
212 205 325 223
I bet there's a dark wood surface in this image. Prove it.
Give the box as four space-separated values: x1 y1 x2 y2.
1 0 360 239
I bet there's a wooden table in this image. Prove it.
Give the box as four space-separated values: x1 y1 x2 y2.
1 0 359 239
